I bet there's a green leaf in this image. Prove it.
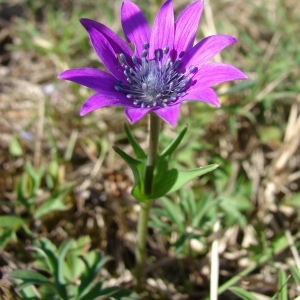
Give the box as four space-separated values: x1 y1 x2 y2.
124 123 146 159
160 125 188 158
160 197 185 232
113 146 146 201
0 215 26 230
219 79 256 96
66 236 91 280
285 192 300 209
112 146 141 167
230 287 259 300
0 216 27 248
9 270 51 285
78 252 112 298
219 195 253 227
9 135 23 156
34 192 68 219
35 239 57 270
114 132 218 202
275 269 289 300
57 239 75 285
258 125 282 143
132 163 219 201
25 161 43 191
192 195 219 228
179 189 195 218
173 233 189 253
17 161 44 210
17 175 34 209
109 288 138 300
37 239 69 299
289 265 300 285
149 214 174 234
151 164 219 199
79 284 127 300
17 285 37 299
48 160 60 178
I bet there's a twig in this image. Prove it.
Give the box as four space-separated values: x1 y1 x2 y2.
210 216 221 300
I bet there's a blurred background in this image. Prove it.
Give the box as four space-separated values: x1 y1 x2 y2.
0 0 300 299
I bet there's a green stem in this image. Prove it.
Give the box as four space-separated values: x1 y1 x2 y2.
135 200 152 291
144 113 160 195
135 113 160 291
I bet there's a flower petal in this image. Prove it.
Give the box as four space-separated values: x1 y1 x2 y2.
181 35 237 69
179 87 220 107
58 68 117 92
121 1 151 56
80 92 134 116
192 63 248 87
149 0 174 59
174 0 204 55
154 104 181 126
125 107 152 124
80 18 133 59
80 22 126 81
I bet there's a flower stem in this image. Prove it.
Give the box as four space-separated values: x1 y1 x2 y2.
135 200 152 291
135 113 160 291
144 113 160 195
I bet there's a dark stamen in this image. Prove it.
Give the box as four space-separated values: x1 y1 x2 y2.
179 51 185 58
115 43 195 109
142 50 148 58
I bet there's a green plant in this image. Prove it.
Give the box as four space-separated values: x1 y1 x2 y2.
150 189 218 254
16 161 71 220
9 237 135 300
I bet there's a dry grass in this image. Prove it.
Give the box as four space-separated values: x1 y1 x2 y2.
1 0 300 299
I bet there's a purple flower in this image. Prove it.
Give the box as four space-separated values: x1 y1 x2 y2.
58 0 247 126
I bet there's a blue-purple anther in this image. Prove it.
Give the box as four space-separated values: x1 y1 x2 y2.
115 43 196 109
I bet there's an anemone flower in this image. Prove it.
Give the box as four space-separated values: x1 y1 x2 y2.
58 0 247 126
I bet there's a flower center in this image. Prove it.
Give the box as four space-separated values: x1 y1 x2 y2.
115 43 195 108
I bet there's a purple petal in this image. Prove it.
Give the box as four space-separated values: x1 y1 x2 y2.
149 0 174 60
192 63 248 87
80 92 134 116
125 107 152 124
181 35 237 69
80 18 133 59
81 26 126 81
121 1 151 56
154 104 181 126
174 0 204 55
58 68 117 92
179 87 220 107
